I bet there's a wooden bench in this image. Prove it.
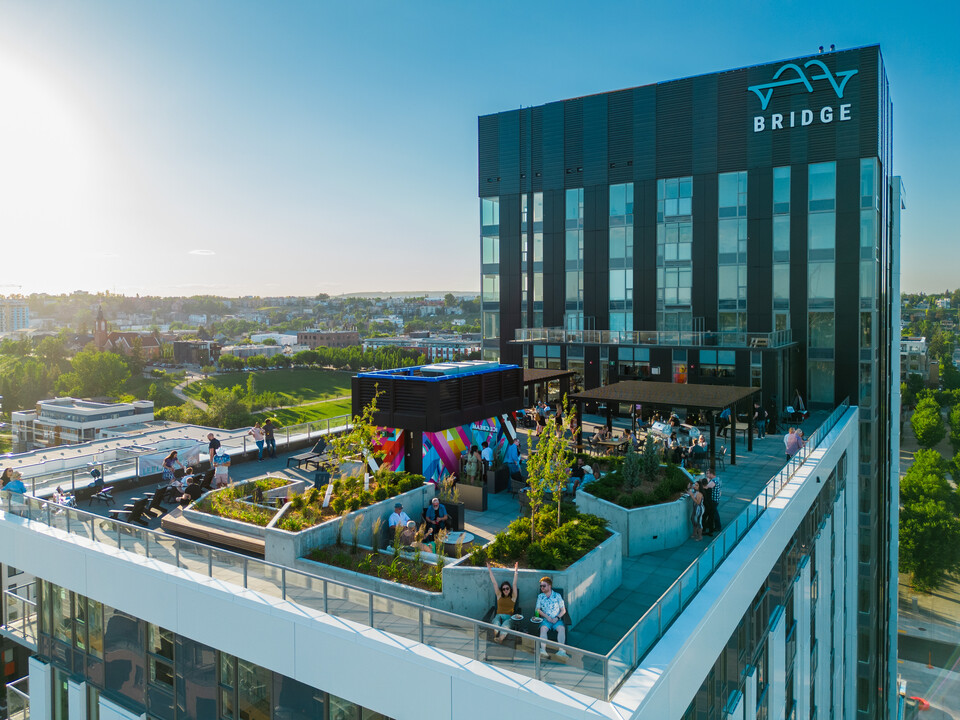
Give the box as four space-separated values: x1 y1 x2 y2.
161 507 265 556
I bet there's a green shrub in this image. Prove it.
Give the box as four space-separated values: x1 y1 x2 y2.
347 497 362 512
331 496 347 514
374 486 388 502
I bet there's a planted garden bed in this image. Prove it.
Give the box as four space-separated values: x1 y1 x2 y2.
192 478 293 527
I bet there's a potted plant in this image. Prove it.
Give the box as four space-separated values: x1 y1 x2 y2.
486 455 510 494
438 478 465 531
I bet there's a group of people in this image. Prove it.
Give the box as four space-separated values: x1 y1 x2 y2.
0 467 26 494
485 563 569 657
246 419 277 462
387 497 452 546
783 427 807 460
686 468 722 541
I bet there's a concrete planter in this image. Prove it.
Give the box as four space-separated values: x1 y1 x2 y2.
183 478 303 539
576 490 690 556
264 483 435 566
295 530 622 624
458 483 487 512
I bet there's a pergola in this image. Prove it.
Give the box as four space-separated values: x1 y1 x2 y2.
569 381 761 469
522 368 576 406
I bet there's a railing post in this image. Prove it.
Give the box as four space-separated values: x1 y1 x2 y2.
243 559 248 588
473 624 480 660
368 594 374 627
323 580 328 614
603 658 610 701
71 469 76 494
281 568 287 600
418 607 424 644
534 638 542 679
145 533 150 558
208 548 213 577
176 543 180 569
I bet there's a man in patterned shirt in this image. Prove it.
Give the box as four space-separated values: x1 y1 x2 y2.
703 469 722 535
535 576 568 657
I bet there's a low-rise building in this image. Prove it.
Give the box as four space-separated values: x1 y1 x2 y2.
172 340 221 366
363 333 481 362
10 397 155 451
901 336 936 385
220 344 286 359
297 329 360 349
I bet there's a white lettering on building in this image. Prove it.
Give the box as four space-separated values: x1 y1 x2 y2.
753 104 854 133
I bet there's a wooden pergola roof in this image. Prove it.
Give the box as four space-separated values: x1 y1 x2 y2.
569 381 761 467
569 381 758 410
522 368 576 385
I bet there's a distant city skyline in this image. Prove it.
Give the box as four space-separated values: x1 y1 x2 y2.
1 0 956 296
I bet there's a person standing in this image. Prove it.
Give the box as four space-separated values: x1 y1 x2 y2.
212 446 231 488
702 469 722 535
688 481 704 541
263 419 277 459
161 451 184 484
754 402 766 439
207 433 221 468
480 440 494 472
248 422 265 461
784 427 801 460
3 471 26 494
504 438 522 481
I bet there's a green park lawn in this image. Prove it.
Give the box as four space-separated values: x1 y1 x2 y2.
255 397 353 426
185 368 353 405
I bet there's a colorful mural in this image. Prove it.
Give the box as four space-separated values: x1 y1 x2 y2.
374 414 517 483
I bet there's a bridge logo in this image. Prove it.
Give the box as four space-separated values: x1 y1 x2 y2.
747 60 858 110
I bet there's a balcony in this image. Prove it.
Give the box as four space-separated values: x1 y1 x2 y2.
513 327 794 349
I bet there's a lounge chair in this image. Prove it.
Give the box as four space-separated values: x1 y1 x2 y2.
89 486 115 506
143 490 169 518
109 497 150 527
286 439 328 469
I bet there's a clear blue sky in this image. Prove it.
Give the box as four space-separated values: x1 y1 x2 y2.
0 0 954 297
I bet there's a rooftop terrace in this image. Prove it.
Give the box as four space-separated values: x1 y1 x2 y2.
1 403 845 702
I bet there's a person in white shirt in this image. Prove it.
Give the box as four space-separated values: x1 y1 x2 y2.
480 441 494 469
388 502 411 529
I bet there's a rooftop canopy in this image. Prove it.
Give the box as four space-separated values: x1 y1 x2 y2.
569 381 761 467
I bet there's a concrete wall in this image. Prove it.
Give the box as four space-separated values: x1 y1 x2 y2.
264 483 435 566
576 491 690 556
181 479 304 539
295 531 623 624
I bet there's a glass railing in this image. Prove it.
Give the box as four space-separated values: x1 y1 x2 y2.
0 401 851 702
513 327 793 349
17 416 351 498
5 676 29 720
0 489 609 700
604 398 851 696
2 581 37 650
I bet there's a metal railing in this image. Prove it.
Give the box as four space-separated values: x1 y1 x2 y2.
0 490 609 699
0 401 851 702
5 676 29 720
603 398 851 696
17 415 351 499
1 581 37 650
514 327 794 349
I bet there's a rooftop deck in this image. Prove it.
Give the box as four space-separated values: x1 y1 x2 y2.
4 406 841 702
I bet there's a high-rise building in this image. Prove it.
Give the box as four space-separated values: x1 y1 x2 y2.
0 298 30 333
479 45 900 718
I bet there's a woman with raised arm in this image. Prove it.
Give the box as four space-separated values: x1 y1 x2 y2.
486 561 519 644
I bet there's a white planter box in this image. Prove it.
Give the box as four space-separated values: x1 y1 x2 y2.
576 490 690 556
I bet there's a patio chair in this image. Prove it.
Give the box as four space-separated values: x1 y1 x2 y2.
286 439 328 470
716 445 727 471
537 588 573 653
89 486 115 506
482 591 522 660
109 497 150 527
143 490 169 518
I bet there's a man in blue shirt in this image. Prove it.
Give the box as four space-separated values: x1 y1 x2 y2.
424 497 450 541
504 438 523 482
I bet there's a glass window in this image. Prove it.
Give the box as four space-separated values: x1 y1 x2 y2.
860 261 875 300
719 173 739 209
809 361 834 404
237 659 271 720
481 197 499 228
176 637 217 720
808 162 836 211
860 210 876 251
773 216 790 261
719 266 739 300
103 606 146 707
808 312 835 348
481 235 499 265
481 274 499 302
773 265 790 301
808 213 835 258
482 312 499 339
860 312 873 348
860 158 877 208
808 263 835 301
773 166 791 213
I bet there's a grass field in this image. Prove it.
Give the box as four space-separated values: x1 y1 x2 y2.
185 368 353 405
124 373 182 408
255 397 353 426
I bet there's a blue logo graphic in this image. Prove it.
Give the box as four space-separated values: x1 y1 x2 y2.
747 60 858 110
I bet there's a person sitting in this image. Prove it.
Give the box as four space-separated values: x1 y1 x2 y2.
177 481 203 507
486 561 519 643
535 577 568 657
424 497 450 541
399 520 418 546
3 471 27 495
388 502 411 530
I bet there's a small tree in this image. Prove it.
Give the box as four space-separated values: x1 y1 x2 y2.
525 394 576 537
900 497 960 591
911 397 946 449
622 443 642 488
327 385 384 479
639 434 661 484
